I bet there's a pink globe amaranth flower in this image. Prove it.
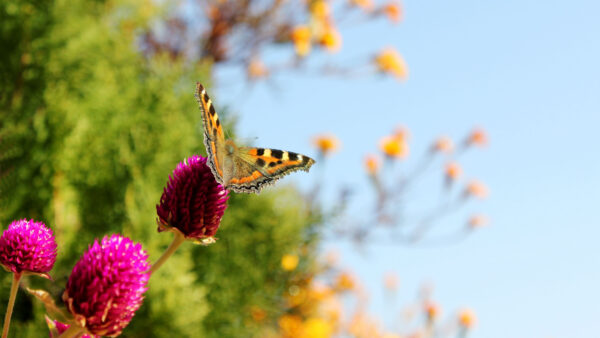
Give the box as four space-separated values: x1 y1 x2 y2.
63 234 150 337
156 155 229 241
0 219 57 277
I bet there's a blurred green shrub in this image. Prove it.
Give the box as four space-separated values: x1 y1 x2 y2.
0 0 321 336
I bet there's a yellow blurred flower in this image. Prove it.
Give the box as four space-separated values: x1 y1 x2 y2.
467 127 488 147
445 162 462 181
364 154 380 175
319 25 342 52
349 0 374 12
313 133 340 156
292 25 312 56
247 58 269 79
433 136 454 153
302 317 334 338
383 272 399 291
334 271 356 291
281 254 299 271
458 308 476 329
465 180 489 199
379 135 409 159
310 0 331 19
468 214 489 228
374 47 408 80
382 1 403 23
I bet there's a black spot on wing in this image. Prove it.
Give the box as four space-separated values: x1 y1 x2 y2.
203 91 210 103
256 158 266 167
256 148 265 156
216 119 220 127
271 149 283 159
302 156 311 165
209 104 216 116
288 152 298 161
269 161 277 167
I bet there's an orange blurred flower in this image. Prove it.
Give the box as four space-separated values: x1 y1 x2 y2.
383 272 399 291
433 136 454 154
291 25 312 56
374 47 408 80
381 334 403 338
445 162 462 181
250 306 267 322
466 127 488 147
334 271 356 291
348 313 381 338
281 254 300 271
319 26 342 52
468 214 489 228
381 1 403 23
458 308 476 329
407 329 425 338
279 314 304 337
394 125 411 140
465 180 489 199
313 134 340 156
247 58 269 79
309 282 334 302
349 0 374 12
379 135 409 159
424 301 440 321
364 154 381 175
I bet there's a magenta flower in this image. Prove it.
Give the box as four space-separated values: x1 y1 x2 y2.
63 235 149 336
0 219 57 277
156 155 229 241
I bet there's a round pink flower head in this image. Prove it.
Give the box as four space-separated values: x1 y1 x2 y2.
156 155 229 242
63 234 150 337
0 219 57 277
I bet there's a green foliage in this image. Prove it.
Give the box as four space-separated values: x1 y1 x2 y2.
0 0 321 336
192 189 320 338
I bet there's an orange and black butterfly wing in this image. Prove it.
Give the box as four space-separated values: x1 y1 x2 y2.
195 83 226 184
227 147 316 193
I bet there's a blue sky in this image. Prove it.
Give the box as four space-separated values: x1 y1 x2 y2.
214 0 600 336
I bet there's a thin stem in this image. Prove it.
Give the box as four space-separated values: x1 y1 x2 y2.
2 272 22 338
149 231 186 275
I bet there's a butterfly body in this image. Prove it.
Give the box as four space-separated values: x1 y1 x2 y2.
195 83 315 193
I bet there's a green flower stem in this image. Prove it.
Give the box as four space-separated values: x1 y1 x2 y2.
2 272 22 338
149 230 186 275
57 324 85 338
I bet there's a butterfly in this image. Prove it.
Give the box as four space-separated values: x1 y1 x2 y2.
195 83 315 193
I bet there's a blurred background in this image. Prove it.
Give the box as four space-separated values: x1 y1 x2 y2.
1 0 600 337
